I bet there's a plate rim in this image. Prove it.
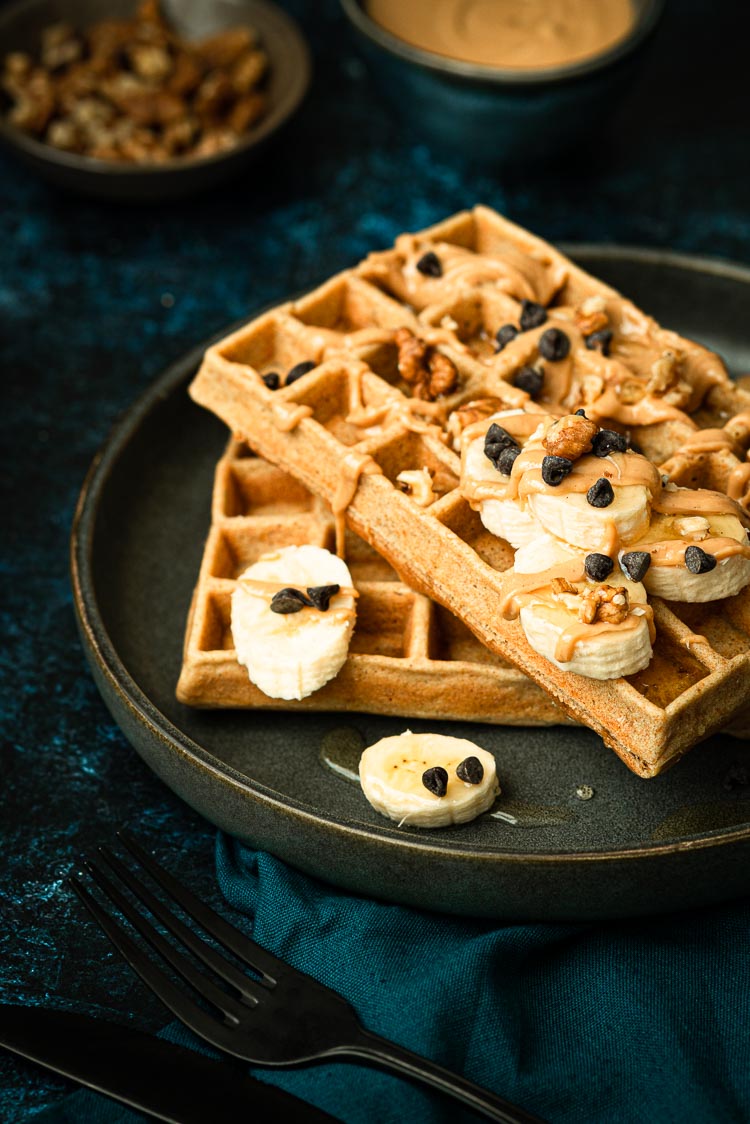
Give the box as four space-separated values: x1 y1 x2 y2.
70 244 750 867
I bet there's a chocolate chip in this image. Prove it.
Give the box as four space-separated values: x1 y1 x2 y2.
285 360 316 385
306 584 340 611
585 553 614 581
496 445 521 475
587 477 615 508
456 756 484 784
495 324 519 351
519 299 547 331
416 251 442 277
575 409 587 417
262 371 280 390
270 588 311 614
585 329 613 357
484 423 519 470
422 766 448 797
685 545 717 574
620 551 651 582
592 428 627 457
541 455 573 486
539 328 570 361
512 365 544 398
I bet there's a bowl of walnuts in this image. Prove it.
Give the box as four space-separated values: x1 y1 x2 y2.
0 0 311 199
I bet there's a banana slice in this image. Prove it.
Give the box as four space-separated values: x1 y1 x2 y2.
626 512 750 602
509 565 653 679
513 532 582 575
359 732 499 828
527 484 651 554
461 429 542 549
231 545 356 700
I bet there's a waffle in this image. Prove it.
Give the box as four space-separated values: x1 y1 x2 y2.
189 207 750 777
177 439 750 745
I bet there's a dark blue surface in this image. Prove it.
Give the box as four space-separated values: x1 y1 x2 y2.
1 0 749 1120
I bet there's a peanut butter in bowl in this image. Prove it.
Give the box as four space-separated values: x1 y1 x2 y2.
366 0 635 72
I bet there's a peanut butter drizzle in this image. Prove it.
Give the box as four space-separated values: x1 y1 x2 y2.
500 558 586 619
332 451 383 556
554 607 654 664
727 461 750 505
272 402 314 432
509 448 661 503
652 487 749 524
681 630 710 651
646 536 750 567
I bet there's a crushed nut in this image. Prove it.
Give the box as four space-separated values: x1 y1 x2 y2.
580 373 605 405
579 584 630 625
647 350 679 395
674 516 710 540
395 327 459 401
396 468 437 507
618 379 646 405
446 398 505 445
551 577 577 596
575 296 609 337
542 413 598 460
1 1 270 162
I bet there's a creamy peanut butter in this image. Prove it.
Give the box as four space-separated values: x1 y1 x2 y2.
367 0 635 70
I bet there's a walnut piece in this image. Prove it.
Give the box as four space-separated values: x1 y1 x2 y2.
395 327 458 402
551 577 577 596
579 584 630 625
575 296 609 337
647 350 679 395
396 467 436 507
542 413 598 460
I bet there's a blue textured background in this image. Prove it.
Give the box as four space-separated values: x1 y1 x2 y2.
1 0 748 1119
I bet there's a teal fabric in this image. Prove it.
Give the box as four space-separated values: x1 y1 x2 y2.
35 833 750 1124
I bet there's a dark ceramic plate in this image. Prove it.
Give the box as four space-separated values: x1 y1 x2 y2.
71 248 750 921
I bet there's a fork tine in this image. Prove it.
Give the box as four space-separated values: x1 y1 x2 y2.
98 846 262 1004
118 832 283 983
69 876 240 1057
81 855 249 1026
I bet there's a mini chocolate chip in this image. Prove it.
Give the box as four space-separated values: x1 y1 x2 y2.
620 551 651 582
519 299 547 331
495 324 519 351
587 477 615 508
416 250 442 277
585 553 614 581
539 328 570 361
585 329 613 357
422 766 449 797
270 588 311 614
684 545 717 574
262 371 280 390
496 445 521 475
456 756 484 784
575 408 587 417
306 583 340 611
285 360 316 385
484 423 519 470
541 454 573 486
592 428 628 457
512 365 544 398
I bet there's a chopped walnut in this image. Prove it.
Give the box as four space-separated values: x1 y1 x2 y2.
647 350 679 395
446 398 505 445
395 327 459 402
542 413 598 460
575 296 609 337
396 467 436 507
579 584 630 625
551 577 577 596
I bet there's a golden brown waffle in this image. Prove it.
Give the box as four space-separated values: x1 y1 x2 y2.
189 207 750 777
178 440 750 745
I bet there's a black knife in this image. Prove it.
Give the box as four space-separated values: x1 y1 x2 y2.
0 1005 341 1123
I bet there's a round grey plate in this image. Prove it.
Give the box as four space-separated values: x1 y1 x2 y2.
71 248 750 921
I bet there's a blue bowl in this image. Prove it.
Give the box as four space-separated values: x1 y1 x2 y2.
339 0 664 164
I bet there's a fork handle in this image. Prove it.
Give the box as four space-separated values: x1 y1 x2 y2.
338 1028 545 1124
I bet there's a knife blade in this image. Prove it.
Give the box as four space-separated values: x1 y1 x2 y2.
0 1005 340 1123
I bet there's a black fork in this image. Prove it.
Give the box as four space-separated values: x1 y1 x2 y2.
70 833 544 1124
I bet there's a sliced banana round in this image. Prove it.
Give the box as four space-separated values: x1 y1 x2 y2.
231 545 355 701
461 430 541 549
515 567 653 679
359 732 499 828
527 484 651 554
626 512 750 603
513 531 582 575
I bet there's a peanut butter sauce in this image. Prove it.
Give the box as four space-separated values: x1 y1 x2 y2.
332 451 383 556
367 0 635 70
272 402 314 432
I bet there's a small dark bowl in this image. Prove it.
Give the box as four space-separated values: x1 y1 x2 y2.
0 0 311 200
340 0 664 164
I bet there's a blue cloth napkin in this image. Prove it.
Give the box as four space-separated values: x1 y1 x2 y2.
35 833 750 1123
